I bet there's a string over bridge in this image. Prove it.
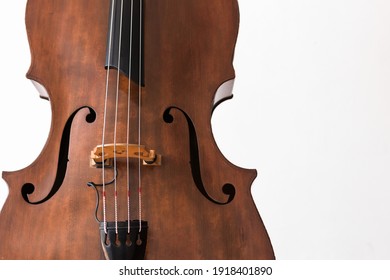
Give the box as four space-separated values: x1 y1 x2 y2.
90 144 161 167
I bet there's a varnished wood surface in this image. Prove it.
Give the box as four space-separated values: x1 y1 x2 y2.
0 0 274 259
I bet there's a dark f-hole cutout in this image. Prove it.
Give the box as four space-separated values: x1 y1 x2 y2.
21 106 96 205
163 107 236 205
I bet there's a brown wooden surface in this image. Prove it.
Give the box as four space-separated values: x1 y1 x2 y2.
0 0 274 259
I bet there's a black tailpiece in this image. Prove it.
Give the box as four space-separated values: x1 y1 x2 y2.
100 220 148 260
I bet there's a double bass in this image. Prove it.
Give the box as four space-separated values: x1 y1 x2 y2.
0 0 274 259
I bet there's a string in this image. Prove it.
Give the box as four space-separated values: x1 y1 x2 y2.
101 0 117 235
112 0 125 235
126 0 134 234
138 0 143 232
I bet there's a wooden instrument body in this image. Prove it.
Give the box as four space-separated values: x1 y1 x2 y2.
0 0 274 259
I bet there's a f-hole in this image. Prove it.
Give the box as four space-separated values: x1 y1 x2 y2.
163 107 235 205
21 106 96 205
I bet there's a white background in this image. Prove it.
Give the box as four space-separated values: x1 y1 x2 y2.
1 0 390 260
